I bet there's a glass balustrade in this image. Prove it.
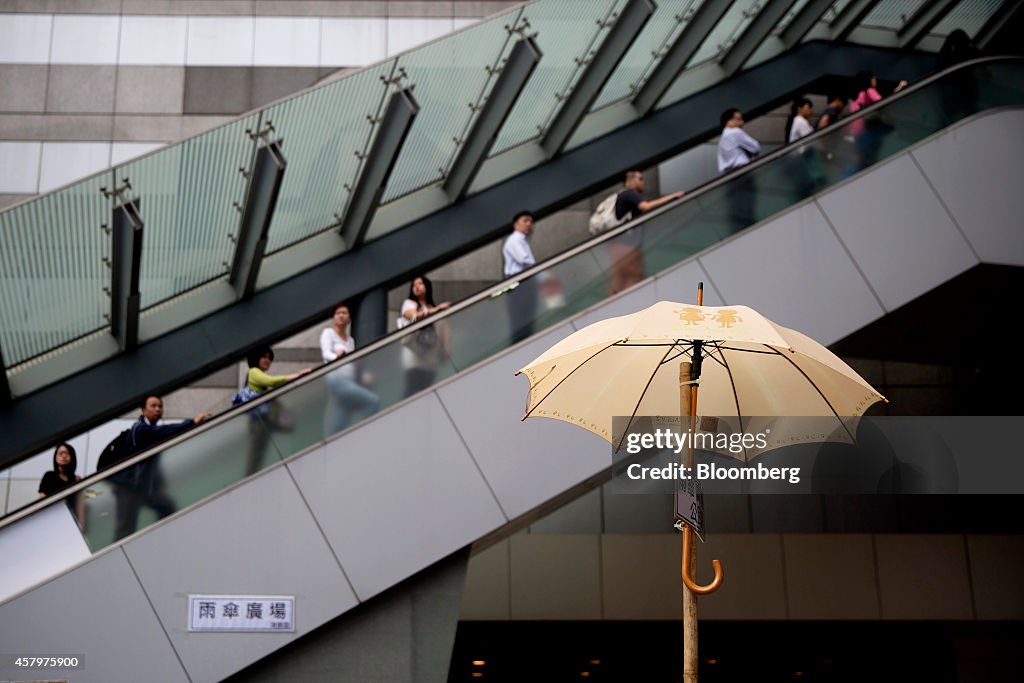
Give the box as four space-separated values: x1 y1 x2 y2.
1 0 985 394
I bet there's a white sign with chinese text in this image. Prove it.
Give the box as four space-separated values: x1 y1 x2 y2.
675 478 706 543
188 595 295 632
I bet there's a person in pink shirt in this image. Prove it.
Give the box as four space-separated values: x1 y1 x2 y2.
848 70 908 113
845 70 909 171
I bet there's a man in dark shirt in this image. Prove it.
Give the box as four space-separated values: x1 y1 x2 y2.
614 169 685 222
817 94 847 129
609 170 685 293
112 395 212 540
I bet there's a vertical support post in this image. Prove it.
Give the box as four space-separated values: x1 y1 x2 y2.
0 344 11 409
338 88 420 249
831 0 882 42
540 0 655 158
229 140 287 300
632 0 736 116
443 37 542 201
897 0 959 48
351 286 388 346
780 0 835 49
110 198 143 352
720 0 798 76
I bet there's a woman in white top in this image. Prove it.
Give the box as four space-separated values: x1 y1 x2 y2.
786 97 814 143
398 275 451 396
321 302 379 435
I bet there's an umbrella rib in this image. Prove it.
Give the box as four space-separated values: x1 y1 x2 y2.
711 342 750 463
702 343 728 370
660 341 694 366
523 340 621 420
761 344 857 442
715 345 779 355
615 341 689 347
614 343 680 454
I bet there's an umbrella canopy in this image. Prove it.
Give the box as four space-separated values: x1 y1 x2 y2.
517 301 885 456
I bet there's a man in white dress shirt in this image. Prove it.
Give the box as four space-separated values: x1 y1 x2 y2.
717 108 761 173
502 210 537 343
717 108 762 232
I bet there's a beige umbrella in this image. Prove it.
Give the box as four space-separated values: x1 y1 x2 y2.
516 287 884 681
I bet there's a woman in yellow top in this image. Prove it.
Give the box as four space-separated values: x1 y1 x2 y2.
246 345 311 392
243 345 311 474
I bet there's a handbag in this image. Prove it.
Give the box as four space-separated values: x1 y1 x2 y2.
413 324 438 351
398 309 438 353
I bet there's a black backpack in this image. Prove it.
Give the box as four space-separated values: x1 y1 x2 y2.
96 428 133 472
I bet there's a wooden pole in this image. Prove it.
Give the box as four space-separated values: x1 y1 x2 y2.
680 361 698 683
683 282 703 682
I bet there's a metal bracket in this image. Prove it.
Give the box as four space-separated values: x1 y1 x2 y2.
100 178 133 203
380 67 410 89
246 121 278 144
506 18 532 36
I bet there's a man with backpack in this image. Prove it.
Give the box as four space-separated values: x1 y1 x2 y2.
102 395 212 541
597 170 684 293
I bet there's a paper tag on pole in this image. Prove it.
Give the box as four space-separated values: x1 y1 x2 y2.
675 477 706 543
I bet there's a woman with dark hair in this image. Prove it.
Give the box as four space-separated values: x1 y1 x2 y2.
245 345 311 394
783 96 823 197
240 345 311 473
785 97 814 143
846 70 906 169
321 302 379 434
38 442 80 498
848 70 908 113
38 442 86 530
398 275 451 396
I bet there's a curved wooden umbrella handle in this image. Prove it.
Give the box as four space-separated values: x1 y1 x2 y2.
682 524 723 595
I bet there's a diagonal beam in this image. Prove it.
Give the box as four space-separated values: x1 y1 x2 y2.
633 0 737 116
229 140 287 300
721 0 798 75
974 0 1023 50
339 88 420 249
541 0 655 158
444 36 542 201
898 0 959 48
831 0 882 42
780 0 835 49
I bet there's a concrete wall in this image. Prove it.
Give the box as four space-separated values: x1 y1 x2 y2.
461 531 1024 622
0 1 522 207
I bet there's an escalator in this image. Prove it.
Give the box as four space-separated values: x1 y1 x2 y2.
1 57 1022 682
0 39 937 470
